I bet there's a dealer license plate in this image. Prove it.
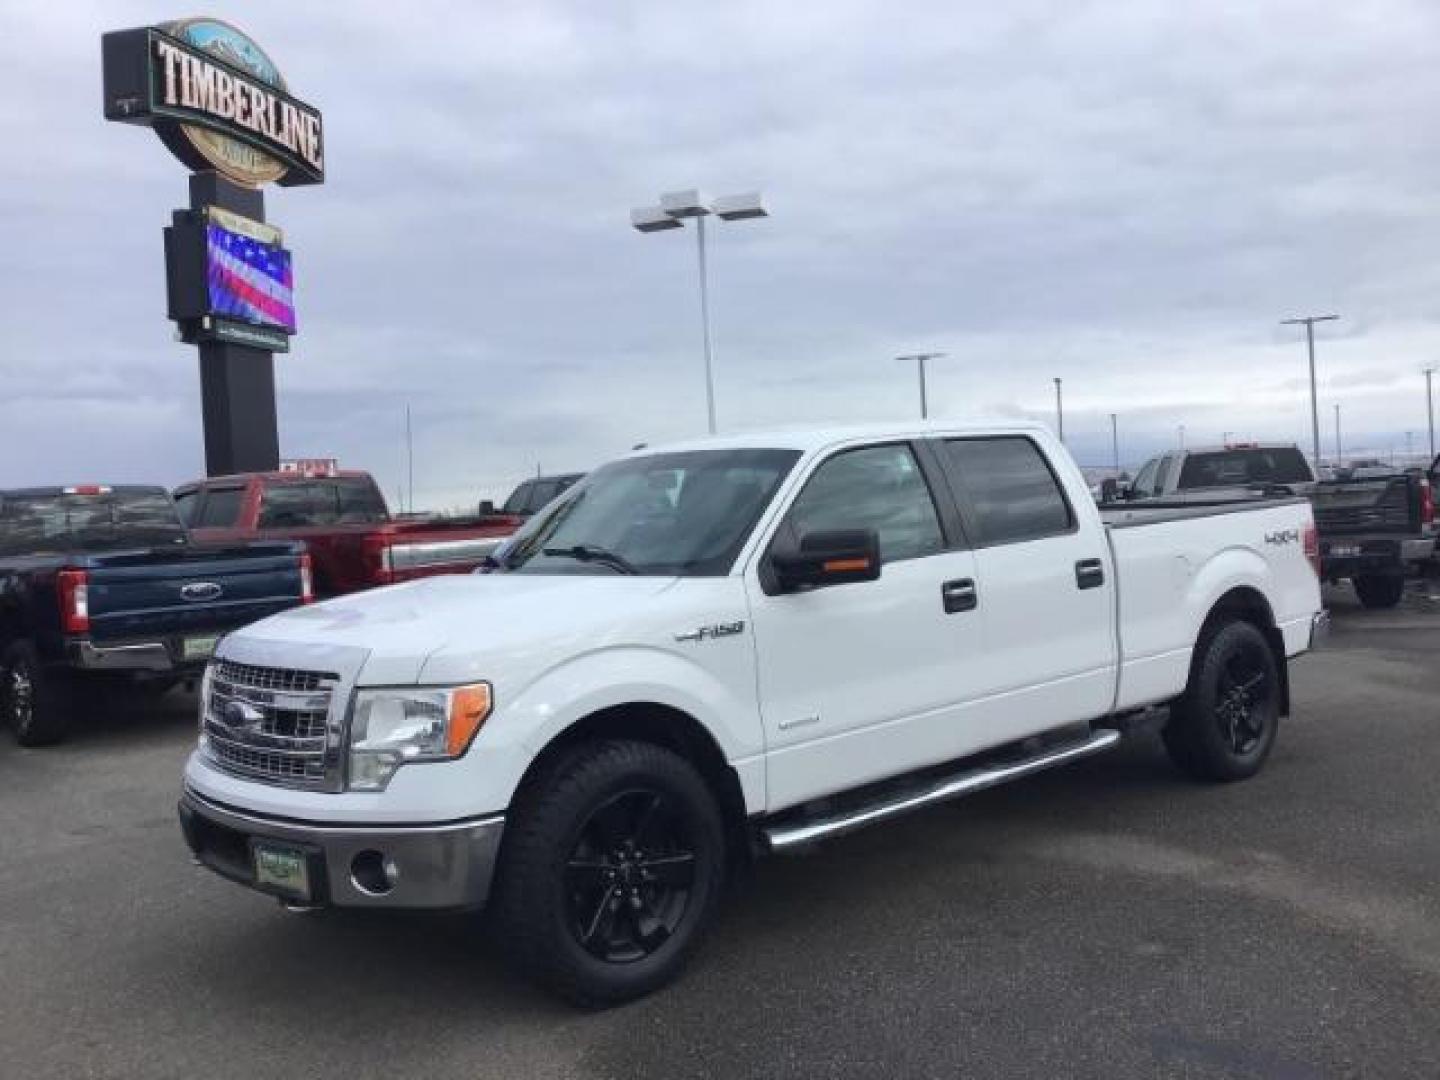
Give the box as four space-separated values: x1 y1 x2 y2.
182 634 219 661
252 843 311 900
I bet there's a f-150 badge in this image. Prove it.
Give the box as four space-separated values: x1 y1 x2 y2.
674 621 746 643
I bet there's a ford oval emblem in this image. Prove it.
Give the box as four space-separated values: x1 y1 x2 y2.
222 700 265 732
181 581 223 602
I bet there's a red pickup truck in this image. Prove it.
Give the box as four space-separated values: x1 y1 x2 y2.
173 469 521 598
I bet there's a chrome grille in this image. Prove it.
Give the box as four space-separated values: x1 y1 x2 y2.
202 660 340 790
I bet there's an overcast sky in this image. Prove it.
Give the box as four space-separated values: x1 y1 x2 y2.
3 0 1439 506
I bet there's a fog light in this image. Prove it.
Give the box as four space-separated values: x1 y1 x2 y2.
350 849 398 895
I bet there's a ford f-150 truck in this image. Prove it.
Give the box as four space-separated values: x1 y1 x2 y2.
174 467 522 597
1124 443 1434 607
1 485 311 746
178 423 1325 1005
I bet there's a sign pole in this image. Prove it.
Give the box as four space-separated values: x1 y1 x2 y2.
190 172 280 476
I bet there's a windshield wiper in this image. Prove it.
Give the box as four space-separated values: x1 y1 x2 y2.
541 544 638 575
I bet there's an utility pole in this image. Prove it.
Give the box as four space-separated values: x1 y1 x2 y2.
405 404 414 513
1334 403 1342 465
1178 424 1186 450
1109 412 1119 474
1053 377 1064 442
1426 368 1435 459
896 353 946 419
1280 314 1339 469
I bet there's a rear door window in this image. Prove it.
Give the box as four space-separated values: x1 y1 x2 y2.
259 482 339 527
940 437 1074 546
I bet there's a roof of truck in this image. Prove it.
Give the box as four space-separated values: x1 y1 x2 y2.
633 419 1052 456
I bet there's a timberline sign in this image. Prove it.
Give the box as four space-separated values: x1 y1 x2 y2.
102 18 324 188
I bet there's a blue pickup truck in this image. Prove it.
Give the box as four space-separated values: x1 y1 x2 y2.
0 485 312 746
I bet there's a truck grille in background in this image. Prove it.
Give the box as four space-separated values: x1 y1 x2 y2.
202 660 339 789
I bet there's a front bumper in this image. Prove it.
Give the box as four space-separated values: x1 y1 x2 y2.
178 787 504 910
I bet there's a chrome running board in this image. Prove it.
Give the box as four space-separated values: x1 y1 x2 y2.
762 728 1121 851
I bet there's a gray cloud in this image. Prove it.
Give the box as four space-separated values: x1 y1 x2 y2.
3 0 1440 505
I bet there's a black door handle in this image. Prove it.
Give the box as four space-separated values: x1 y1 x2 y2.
942 578 978 613
1075 558 1105 590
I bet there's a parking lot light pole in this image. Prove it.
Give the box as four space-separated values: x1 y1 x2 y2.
1053 378 1064 442
1110 412 1119 473
1334 403 1342 465
1425 368 1435 459
631 190 768 436
896 352 946 418
1280 314 1339 469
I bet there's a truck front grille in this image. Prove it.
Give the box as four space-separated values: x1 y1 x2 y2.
202 660 341 790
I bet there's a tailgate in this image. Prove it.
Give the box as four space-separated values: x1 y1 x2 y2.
1311 479 1414 534
85 544 305 644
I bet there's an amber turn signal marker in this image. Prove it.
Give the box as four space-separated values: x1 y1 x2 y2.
823 558 870 573
447 683 493 756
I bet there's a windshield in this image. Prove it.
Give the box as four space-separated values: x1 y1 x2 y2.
0 490 187 556
1177 448 1314 489
501 448 801 576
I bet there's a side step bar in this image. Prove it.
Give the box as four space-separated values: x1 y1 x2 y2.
762 728 1121 851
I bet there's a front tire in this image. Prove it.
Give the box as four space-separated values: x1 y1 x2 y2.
1163 620 1280 782
492 739 727 1007
1 641 73 747
1353 574 1405 609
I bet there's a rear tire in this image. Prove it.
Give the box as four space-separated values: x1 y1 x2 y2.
1 641 73 747
492 739 726 1007
1163 620 1280 782
1353 574 1405 609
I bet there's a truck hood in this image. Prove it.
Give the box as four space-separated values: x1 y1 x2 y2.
223 573 682 684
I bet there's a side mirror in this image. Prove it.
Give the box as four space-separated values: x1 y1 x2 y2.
478 499 495 516
771 529 881 593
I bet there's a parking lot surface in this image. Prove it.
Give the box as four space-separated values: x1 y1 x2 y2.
2 583 1438 1079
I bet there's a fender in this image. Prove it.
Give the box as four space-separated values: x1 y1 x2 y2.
462 644 768 817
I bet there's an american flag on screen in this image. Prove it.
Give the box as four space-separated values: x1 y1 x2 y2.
206 223 297 333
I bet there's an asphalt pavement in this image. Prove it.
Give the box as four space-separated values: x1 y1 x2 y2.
2 581 1438 1079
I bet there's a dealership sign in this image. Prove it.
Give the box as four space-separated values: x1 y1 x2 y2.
102 18 324 187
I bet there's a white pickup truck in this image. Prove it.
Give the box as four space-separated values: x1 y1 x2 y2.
179 422 1326 1004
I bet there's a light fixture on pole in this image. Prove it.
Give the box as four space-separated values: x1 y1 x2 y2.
1053 378 1064 442
896 352 947 418
1280 314 1339 468
630 189 768 435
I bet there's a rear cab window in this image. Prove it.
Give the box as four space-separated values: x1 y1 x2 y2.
0 489 186 556
939 437 1075 546
1177 447 1314 489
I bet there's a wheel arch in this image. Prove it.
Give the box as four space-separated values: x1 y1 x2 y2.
1195 585 1290 716
513 701 752 860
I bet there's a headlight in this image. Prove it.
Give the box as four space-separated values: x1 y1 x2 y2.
197 662 215 741
347 683 492 791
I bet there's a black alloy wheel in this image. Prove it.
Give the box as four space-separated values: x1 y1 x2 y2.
492 739 726 1006
565 789 698 963
1163 619 1280 782
1213 638 1272 756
